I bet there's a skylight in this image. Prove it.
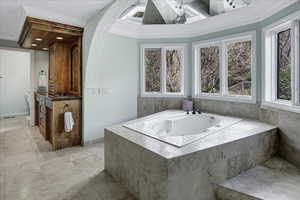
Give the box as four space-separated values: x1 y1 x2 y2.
120 1 208 25
120 0 257 25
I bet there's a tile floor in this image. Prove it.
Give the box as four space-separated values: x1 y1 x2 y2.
0 117 135 200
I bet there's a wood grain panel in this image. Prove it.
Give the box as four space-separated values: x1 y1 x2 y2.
51 100 82 150
18 17 83 51
46 108 53 144
50 43 71 95
69 39 82 96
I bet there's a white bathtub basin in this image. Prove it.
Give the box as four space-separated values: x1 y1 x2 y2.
123 111 242 147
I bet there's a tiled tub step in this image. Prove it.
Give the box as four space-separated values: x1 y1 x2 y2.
216 157 300 200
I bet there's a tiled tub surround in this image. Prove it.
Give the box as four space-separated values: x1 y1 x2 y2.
259 108 300 168
124 111 242 147
194 99 261 120
137 97 260 120
137 97 184 117
194 100 300 168
105 111 278 200
138 97 300 168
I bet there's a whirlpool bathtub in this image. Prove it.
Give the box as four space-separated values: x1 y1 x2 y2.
123 111 242 147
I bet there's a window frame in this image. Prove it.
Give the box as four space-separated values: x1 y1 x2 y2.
272 24 292 104
140 43 186 98
193 31 257 104
195 41 223 98
262 12 300 113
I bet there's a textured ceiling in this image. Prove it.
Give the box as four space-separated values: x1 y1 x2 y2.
0 0 113 41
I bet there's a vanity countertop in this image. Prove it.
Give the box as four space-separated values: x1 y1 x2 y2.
36 92 82 102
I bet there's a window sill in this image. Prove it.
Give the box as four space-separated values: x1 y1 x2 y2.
141 93 187 98
193 94 256 104
261 101 300 114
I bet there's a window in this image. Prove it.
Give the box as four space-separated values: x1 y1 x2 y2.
263 17 300 112
141 44 185 97
145 48 162 92
277 29 291 101
200 46 220 94
166 49 183 93
227 40 252 96
193 32 256 103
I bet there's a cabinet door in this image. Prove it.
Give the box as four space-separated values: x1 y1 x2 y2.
48 44 56 95
49 45 55 81
70 45 81 96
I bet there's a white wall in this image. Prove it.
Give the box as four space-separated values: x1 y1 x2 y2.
83 2 139 142
0 49 31 117
83 32 138 142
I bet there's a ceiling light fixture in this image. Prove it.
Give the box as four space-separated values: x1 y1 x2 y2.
31 44 37 47
35 38 43 41
42 47 48 51
56 36 64 40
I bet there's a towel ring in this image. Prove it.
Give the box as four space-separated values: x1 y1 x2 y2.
63 104 73 113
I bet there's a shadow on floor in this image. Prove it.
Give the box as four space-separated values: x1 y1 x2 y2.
57 170 136 200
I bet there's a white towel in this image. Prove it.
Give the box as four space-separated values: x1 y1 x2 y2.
64 112 74 132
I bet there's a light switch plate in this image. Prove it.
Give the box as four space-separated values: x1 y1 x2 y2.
0 73 4 78
102 88 111 95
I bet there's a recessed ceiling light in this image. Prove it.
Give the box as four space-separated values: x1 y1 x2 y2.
35 38 43 41
56 36 63 40
42 47 48 51
31 44 37 47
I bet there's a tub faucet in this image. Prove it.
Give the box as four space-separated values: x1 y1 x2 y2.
187 108 201 115
192 109 201 115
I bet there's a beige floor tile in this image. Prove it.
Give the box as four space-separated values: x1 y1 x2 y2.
0 173 4 200
0 117 135 200
4 163 47 196
91 172 135 200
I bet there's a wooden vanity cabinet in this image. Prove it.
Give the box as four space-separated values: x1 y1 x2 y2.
20 17 83 150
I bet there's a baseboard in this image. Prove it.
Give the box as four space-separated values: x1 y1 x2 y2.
0 112 29 118
83 137 104 145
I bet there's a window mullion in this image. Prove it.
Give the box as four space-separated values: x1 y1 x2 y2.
271 32 278 102
180 47 185 95
141 48 146 96
198 47 202 95
222 42 228 97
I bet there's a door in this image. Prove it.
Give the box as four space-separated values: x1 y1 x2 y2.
0 51 4 116
0 49 31 117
